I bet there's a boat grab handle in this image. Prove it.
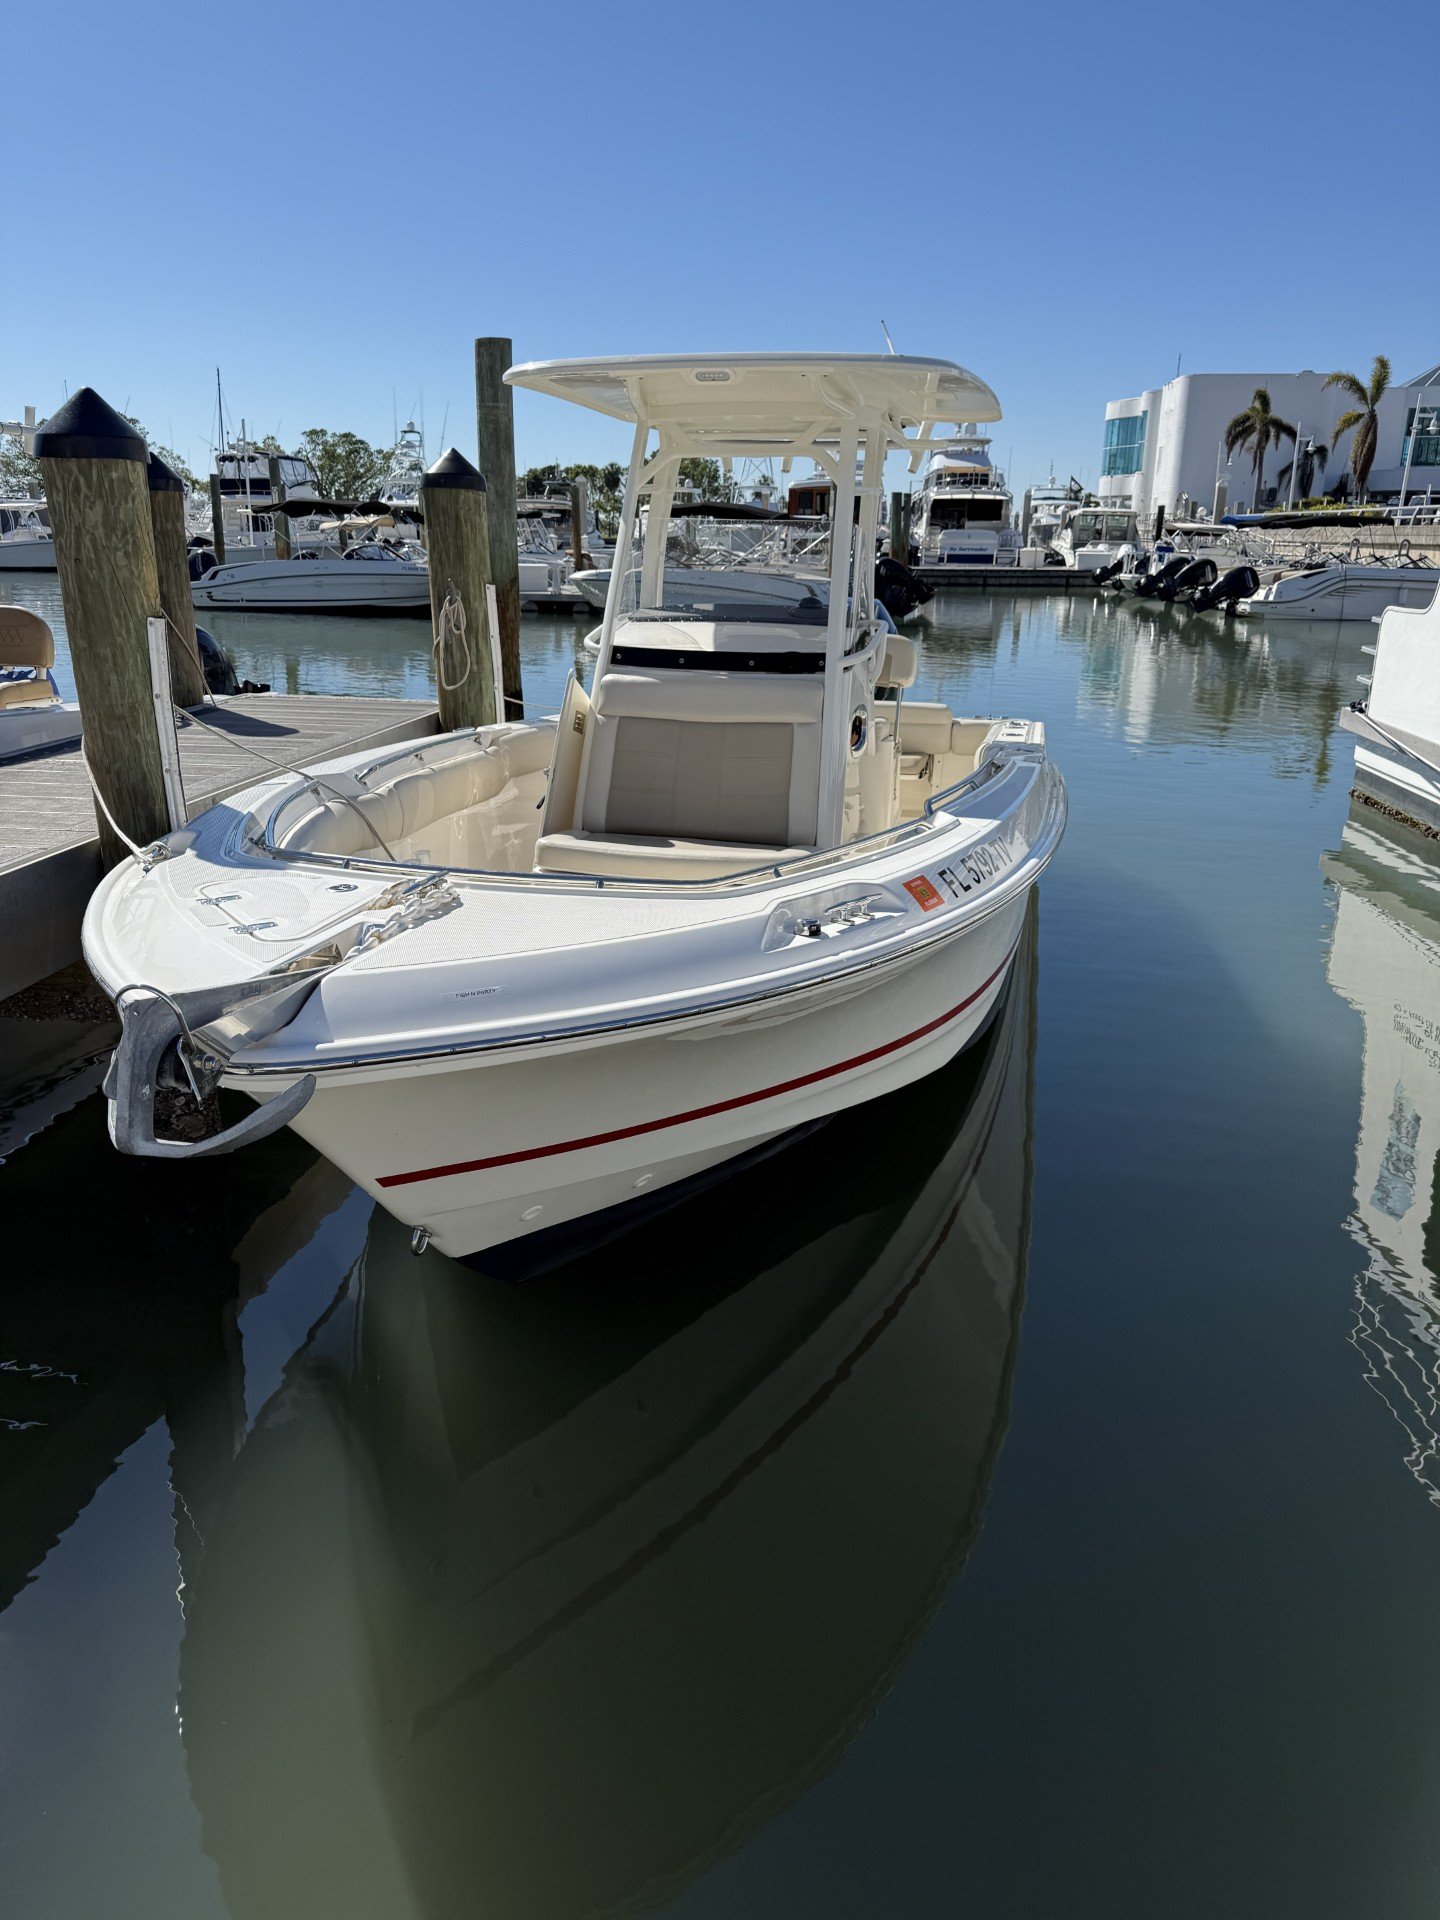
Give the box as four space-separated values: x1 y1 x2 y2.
102 977 317 1160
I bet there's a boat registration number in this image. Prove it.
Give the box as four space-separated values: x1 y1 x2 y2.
905 842 1014 911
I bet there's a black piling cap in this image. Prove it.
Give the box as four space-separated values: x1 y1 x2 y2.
33 387 146 463
421 447 486 493
147 451 183 493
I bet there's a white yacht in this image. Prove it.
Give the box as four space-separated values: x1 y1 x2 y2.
0 500 57 571
910 430 1019 567
0 607 80 759
1341 576 1440 835
1022 472 1082 553
1054 503 1142 572
1239 560 1440 623
213 441 323 510
191 535 431 613
83 352 1067 1263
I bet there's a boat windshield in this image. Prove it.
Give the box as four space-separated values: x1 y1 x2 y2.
617 509 836 624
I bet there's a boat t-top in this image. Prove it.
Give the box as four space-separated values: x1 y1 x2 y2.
84 351 1067 1265
910 429 1019 567
0 499 58 572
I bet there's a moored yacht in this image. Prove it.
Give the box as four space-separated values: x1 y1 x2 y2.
83 352 1066 1262
191 533 431 614
910 430 1019 567
1054 503 1141 572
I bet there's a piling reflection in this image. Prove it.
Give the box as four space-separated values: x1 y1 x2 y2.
1323 814 1440 1502
177 908 1039 1920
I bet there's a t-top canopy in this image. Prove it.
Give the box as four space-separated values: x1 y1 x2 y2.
504 354 1001 455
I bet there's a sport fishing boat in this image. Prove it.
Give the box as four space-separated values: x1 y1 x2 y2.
0 499 58 571
83 352 1067 1262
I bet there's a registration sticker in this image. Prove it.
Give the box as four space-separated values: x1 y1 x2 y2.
903 875 944 912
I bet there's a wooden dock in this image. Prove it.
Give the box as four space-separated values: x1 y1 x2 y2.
1 693 438 1002
914 565 1100 592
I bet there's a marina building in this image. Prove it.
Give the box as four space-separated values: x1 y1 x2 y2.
1098 364 1440 520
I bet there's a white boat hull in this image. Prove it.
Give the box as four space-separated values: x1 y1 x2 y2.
253 895 1027 1260
0 700 81 760
0 537 58 571
192 554 430 613
1240 565 1440 622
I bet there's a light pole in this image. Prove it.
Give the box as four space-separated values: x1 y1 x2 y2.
1397 367 1440 522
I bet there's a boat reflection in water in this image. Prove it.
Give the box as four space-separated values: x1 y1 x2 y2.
1324 814 1440 1503
178 906 1040 1920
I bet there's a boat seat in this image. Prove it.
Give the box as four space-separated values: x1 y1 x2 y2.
533 829 806 881
570 668 824 851
0 606 56 707
897 705 996 815
878 633 918 688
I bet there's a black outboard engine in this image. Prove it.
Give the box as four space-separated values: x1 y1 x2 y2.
194 626 271 697
1134 554 1195 600
1190 565 1260 614
188 545 219 581
1168 557 1218 602
875 555 934 621
1092 556 1127 586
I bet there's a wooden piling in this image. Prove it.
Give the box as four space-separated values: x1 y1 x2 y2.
207 473 227 565
266 456 292 560
36 389 172 867
889 490 910 561
420 448 497 732
147 454 207 709
474 338 522 714
569 480 587 573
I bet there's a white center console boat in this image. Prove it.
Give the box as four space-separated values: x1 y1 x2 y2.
83 352 1067 1264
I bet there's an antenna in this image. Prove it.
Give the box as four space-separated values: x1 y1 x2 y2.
880 320 897 356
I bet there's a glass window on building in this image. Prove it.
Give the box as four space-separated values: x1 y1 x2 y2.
1402 406 1440 468
1103 413 1147 477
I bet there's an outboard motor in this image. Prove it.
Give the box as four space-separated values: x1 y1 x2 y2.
1133 554 1194 600
1190 565 1260 614
1092 556 1127 586
874 556 934 621
1168 557 1218 602
188 545 219 581
194 626 270 697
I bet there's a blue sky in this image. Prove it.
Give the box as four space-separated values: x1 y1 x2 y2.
7 0 1436 495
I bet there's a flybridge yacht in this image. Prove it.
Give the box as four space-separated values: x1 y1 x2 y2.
83 352 1066 1264
910 430 1019 567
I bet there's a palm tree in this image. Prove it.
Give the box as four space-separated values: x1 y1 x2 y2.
1277 439 1330 501
1323 355 1390 499
1223 388 1296 509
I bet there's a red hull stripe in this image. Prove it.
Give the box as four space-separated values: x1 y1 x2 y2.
377 940 1019 1189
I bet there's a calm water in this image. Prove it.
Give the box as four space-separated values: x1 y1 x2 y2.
4 587 1440 1918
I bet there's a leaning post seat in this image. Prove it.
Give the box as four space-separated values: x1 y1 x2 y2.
533 660 824 881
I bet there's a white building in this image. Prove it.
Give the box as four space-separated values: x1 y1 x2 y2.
1098 364 1440 520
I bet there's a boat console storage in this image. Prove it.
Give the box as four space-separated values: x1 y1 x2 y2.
84 353 1067 1261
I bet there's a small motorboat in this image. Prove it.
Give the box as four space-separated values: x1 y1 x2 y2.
1238 558 1440 622
1341 574 1440 835
83 352 1067 1262
0 500 58 571
191 534 431 614
0 607 80 759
